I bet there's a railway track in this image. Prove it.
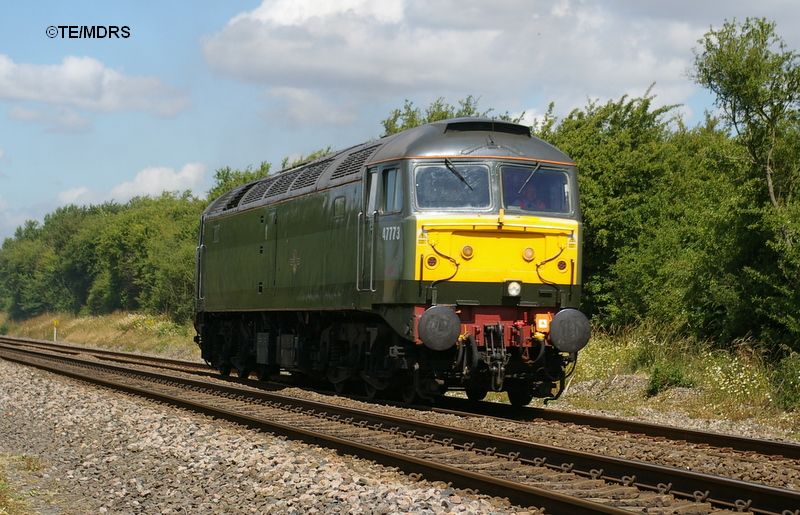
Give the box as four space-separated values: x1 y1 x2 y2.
430 398 800 460
2 337 799 514
0 335 212 375
3 335 799 460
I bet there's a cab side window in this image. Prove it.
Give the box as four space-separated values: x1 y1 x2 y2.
381 168 403 213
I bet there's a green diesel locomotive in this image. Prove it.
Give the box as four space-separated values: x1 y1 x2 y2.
194 118 590 406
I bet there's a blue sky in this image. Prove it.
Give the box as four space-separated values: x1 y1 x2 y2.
1 0 799 240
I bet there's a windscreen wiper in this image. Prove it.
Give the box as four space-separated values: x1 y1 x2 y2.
517 162 541 194
444 158 473 190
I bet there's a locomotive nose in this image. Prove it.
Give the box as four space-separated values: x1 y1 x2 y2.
549 308 591 353
418 305 461 351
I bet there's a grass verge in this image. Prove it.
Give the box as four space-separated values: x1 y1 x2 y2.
559 325 800 435
0 311 197 360
0 455 41 515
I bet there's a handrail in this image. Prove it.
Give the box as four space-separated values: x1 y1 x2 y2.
369 210 378 292
356 211 364 291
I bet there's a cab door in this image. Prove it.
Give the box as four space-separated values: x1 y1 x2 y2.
357 168 378 293
357 165 404 300
375 166 404 301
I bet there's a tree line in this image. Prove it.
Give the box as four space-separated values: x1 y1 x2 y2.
1 18 798 357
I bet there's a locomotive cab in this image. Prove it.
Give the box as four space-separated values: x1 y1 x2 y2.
397 154 589 405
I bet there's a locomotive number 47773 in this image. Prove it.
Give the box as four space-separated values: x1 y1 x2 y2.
382 226 401 241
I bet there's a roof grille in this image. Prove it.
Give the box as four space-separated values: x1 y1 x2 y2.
265 170 302 198
222 184 255 211
330 144 380 180
290 158 333 191
239 178 272 205
445 120 531 136
206 190 237 215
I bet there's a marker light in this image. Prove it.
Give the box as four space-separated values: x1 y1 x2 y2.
426 255 438 268
461 245 474 259
522 247 535 262
535 313 552 333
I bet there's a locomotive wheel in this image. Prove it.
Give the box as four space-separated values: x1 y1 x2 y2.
256 365 270 381
401 383 417 404
465 386 488 402
333 380 348 395
507 384 534 407
237 367 251 379
218 364 231 377
364 382 379 400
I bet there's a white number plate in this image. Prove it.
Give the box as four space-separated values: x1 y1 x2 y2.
382 226 401 241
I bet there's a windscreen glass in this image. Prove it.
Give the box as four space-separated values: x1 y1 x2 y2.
501 165 571 214
414 164 490 209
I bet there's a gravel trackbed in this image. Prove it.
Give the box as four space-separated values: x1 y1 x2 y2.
0 359 528 514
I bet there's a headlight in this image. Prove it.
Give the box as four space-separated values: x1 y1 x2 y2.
505 280 522 297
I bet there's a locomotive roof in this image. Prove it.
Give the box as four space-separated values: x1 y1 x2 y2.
204 117 574 217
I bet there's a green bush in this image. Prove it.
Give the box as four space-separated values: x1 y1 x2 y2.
774 353 800 410
646 362 694 397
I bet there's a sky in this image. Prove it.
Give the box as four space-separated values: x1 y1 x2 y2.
1 0 799 240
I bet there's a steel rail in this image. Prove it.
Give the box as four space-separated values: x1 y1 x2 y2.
4 336 800 461
2 343 798 515
0 345 627 515
0 335 211 372
431 395 800 459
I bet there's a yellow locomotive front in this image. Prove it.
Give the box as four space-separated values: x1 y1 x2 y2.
406 155 590 405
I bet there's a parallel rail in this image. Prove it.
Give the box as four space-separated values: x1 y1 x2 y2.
431 397 800 459
1 343 623 514
2 339 799 514
4 335 798 460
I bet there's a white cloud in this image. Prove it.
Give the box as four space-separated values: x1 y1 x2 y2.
57 186 93 205
9 105 91 133
551 0 571 18
515 108 543 128
0 54 188 116
54 163 207 210
0 163 207 240
268 87 356 125
109 163 207 201
237 0 404 26
204 2 502 94
204 0 721 122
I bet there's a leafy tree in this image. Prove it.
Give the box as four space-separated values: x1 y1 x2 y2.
694 17 800 209
610 117 756 339
0 193 205 323
694 18 800 347
381 96 491 135
281 146 333 170
535 92 677 322
206 161 271 202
